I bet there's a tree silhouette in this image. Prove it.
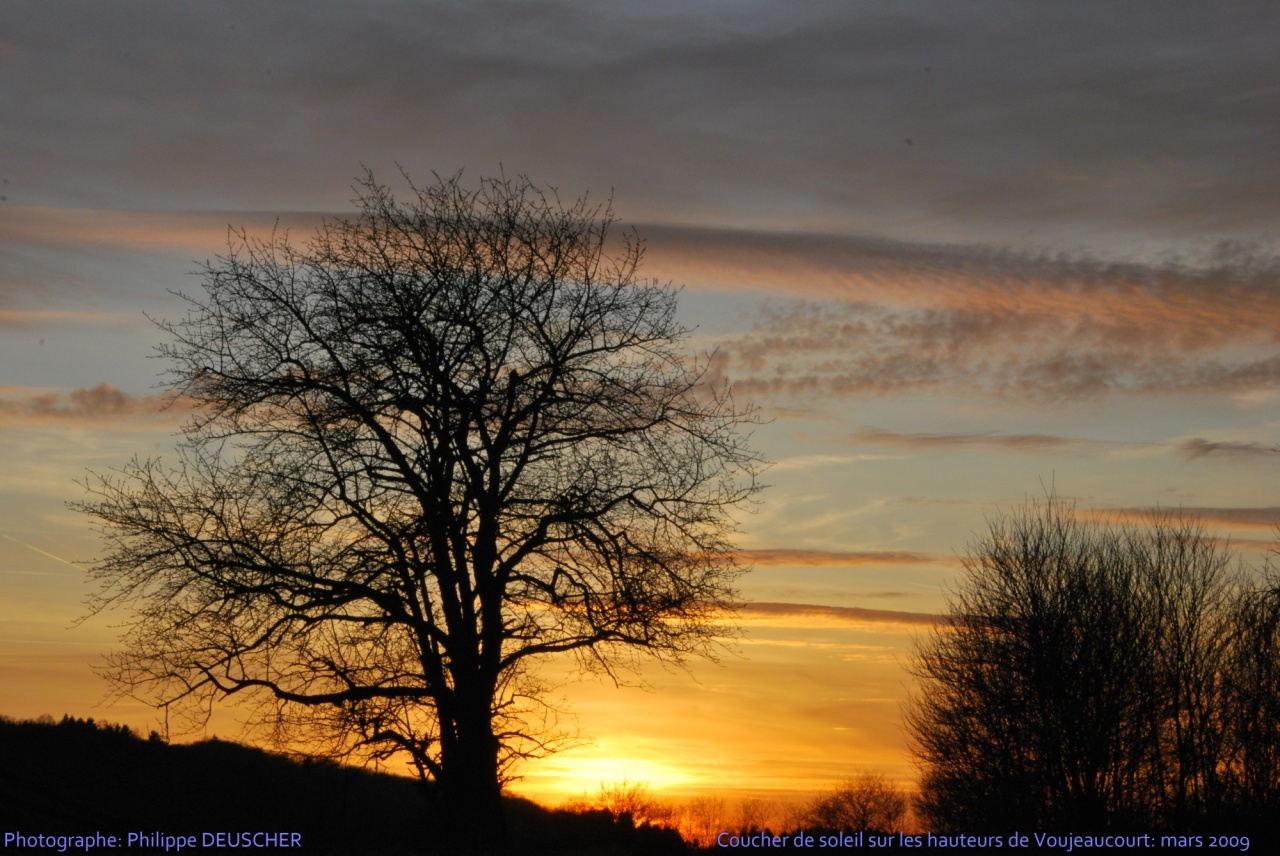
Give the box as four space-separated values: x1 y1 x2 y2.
1222 569 1280 817
568 778 676 828
78 171 762 849
798 773 908 834
907 497 1245 833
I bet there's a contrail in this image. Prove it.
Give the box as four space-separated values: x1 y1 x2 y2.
1 532 80 570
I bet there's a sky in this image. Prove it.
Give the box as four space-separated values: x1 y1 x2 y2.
3 0 1280 809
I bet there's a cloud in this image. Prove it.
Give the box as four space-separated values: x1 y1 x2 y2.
717 306 1280 402
5 3 1279 415
0 309 133 327
2 2 1278 254
1178 438 1277 460
694 238 1280 403
1225 538 1278 554
735 549 935 567
1098 506 1280 531
850 431 1277 461
645 225 1280 321
851 428 1082 453
0 384 185 424
768 453 899 471
741 601 937 628
10 213 1278 410
0 207 333 254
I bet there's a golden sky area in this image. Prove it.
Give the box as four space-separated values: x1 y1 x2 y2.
4 0 1280 816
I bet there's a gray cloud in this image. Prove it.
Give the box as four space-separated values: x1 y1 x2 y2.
1 2 1277 254
1100 507 1280 531
694 237 1280 402
7 3 1277 409
643 226 1280 324
716 305 1280 402
7 201 1277 405
1179 439 1277 460
852 428 1081 453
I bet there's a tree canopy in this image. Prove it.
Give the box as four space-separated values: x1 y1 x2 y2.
798 773 908 835
908 496 1280 836
79 171 762 848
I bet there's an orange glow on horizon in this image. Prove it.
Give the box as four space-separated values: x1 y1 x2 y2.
523 748 694 800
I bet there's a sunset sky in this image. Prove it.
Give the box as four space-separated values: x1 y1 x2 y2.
3 1 1280 808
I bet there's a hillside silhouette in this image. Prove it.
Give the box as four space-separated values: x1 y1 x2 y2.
0 715 685 854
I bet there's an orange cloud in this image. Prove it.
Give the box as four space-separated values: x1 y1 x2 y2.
646 227 1280 346
0 384 188 424
0 207 333 254
646 226 1280 403
1096 506 1280 531
741 601 937 628
1224 538 1278 554
711 299 1280 402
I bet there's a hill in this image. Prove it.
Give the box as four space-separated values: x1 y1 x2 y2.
0 715 685 854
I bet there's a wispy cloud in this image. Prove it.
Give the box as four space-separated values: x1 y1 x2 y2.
1178 438 1277 460
0 309 138 327
697 238 1280 403
768 453 898 471
5 3 1278 252
0 384 186 424
735 549 935 567
648 225 1280 327
1098 506 1280 531
741 601 937 628
0 207 333 254
851 428 1083 453
1224 538 1277 554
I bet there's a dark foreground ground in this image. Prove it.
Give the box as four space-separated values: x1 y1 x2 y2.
0 715 686 855
5 716 1268 855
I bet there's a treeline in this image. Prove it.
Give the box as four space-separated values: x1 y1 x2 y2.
908 498 1280 840
566 773 912 848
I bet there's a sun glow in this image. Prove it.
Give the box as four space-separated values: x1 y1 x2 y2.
517 745 694 801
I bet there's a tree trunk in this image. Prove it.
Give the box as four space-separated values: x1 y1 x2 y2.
437 700 506 850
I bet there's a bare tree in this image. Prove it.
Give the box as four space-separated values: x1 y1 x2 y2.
907 497 1239 833
798 773 908 834
568 778 676 828
676 794 729 847
78 171 762 848
1222 568 1280 816
733 797 781 835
